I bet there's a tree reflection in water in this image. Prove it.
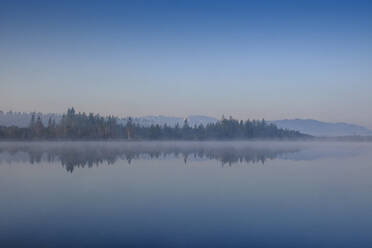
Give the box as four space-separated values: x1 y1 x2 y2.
0 141 302 172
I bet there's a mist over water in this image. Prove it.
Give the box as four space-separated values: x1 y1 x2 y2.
1 141 372 247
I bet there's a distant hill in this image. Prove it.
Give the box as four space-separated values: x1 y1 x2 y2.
270 119 372 137
0 111 62 127
118 115 218 127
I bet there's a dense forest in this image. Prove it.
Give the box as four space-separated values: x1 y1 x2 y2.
0 108 310 140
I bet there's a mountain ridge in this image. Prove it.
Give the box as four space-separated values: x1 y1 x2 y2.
269 119 372 137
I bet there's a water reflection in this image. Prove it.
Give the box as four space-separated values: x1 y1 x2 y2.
1 141 371 248
0 141 364 172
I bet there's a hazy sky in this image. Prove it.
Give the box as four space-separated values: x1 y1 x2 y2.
1 1 372 127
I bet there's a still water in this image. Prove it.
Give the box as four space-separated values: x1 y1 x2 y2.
0 141 372 248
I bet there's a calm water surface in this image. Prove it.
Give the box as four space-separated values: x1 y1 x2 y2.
0 141 372 248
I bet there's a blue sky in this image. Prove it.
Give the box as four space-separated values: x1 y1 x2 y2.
1 0 372 127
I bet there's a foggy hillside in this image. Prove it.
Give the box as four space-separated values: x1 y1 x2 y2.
0 111 62 127
118 115 218 127
0 111 217 128
270 119 372 137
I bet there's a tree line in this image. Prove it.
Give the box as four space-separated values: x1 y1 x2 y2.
0 108 310 140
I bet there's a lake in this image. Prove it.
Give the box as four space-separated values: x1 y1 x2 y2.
0 141 372 247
